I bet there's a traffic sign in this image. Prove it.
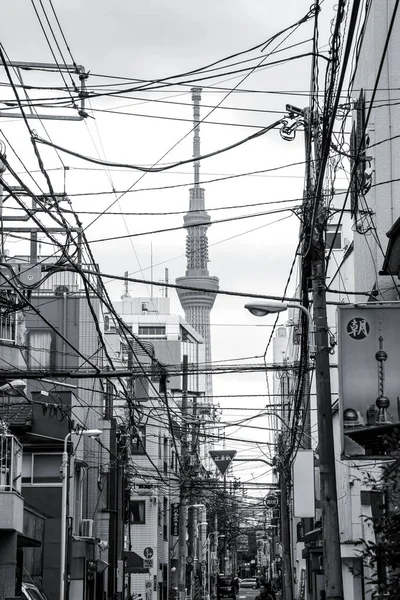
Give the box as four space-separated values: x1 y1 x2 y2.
209 450 237 475
144 547 154 559
144 559 153 568
265 493 279 509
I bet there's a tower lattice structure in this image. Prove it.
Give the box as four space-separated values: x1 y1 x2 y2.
176 87 219 400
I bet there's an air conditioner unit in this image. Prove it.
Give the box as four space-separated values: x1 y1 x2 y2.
80 519 95 538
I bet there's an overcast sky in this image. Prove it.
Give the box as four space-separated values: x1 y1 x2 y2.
1 0 338 487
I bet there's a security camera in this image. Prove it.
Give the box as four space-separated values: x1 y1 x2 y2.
285 104 304 116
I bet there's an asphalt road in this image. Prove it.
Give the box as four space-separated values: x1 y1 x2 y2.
238 588 258 600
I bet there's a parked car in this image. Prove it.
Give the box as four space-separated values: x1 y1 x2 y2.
217 575 237 600
22 582 49 600
240 578 258 590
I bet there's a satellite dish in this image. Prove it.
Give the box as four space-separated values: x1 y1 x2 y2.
54 285 70 296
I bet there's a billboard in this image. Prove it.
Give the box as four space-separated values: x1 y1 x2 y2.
292 450 315 517
338 304 400 457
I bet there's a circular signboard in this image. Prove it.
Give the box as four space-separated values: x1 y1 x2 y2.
265 493 278 509
144 547 154 559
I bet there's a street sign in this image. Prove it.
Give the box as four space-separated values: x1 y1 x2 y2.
209 450 237 475
144 559 153 568
265 493 279 509
144 547 154 559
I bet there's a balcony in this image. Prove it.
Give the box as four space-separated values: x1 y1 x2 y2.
0 433 24 532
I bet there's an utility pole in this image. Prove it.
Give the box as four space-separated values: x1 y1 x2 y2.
301 63 345 600
281 45 346 600
310 234 343 600
211 513 218 599
178 355 189 600
279 466 293 600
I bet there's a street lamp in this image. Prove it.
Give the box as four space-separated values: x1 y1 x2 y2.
60 429 102 600
245 299 343 600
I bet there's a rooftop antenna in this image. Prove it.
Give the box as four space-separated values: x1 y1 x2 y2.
121 270 130 299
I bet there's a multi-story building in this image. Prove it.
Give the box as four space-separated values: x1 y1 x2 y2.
105 295 210 600
0 259 119 600
0 289 27 599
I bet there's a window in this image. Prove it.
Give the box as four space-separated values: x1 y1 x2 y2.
73 467 84 534
325 224 342 250
138 325 166 337
163 497 168 541
129 500 146 524
22 453 62 485
28 331 53 369
131 425 146 455
163 437 168 474
171 450 175 472
0 291 17 341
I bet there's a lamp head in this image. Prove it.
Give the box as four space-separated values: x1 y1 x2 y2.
0 380 27 396
244 301 288 317
79 429 102 438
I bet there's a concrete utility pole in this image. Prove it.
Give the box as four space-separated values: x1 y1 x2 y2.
178 355 189 600
303 81 344 600
310 233 343 600
279 467 293 600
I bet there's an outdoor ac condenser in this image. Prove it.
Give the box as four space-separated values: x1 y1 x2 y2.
80 519 95 538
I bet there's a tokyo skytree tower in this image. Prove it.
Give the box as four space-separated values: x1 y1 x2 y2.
176 87 219 399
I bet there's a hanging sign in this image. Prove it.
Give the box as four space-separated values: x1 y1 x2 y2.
338 304 400 457
209 450 236 475
171 503 180 537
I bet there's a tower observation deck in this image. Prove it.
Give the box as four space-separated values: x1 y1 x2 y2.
176 88 219 399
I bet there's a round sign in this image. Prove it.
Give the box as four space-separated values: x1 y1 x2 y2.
265 493 278 509
144 547 154 559
346 317 370 340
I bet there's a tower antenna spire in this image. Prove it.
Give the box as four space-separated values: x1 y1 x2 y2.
192 87 201 187
175 88 219 400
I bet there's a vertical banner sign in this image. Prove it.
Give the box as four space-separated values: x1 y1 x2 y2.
145 581 152 600
299 569 306 600
209 450 236 475
171 503 180 537
338 304 400 457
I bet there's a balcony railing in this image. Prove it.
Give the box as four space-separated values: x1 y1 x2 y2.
0 433 22 493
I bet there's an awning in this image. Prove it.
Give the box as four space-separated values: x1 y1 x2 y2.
345 423 400 456
124 551 150 574
17 533 41 548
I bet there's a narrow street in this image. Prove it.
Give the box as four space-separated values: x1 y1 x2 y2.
237 589 258 600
